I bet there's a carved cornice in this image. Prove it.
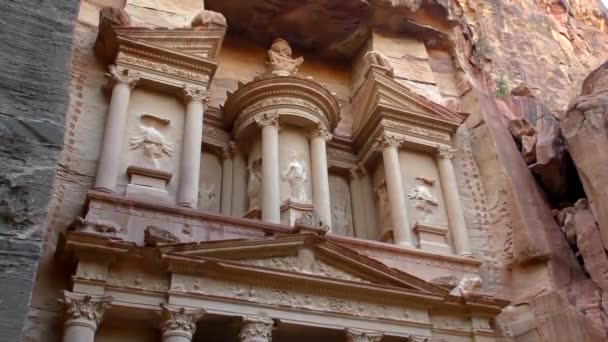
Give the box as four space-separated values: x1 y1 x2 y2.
159 303 205 339
59 291 112 329
345 328 384 342
240 316 274 342
223 76 340 139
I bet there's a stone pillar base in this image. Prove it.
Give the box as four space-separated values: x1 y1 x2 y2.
413 222 451 255
280 199 314 226
125 165 172 204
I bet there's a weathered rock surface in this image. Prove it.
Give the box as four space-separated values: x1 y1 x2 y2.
0 0 78 339
561 61 608 249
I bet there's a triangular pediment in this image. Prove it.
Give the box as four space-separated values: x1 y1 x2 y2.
352 67 467 144
157 233 448 296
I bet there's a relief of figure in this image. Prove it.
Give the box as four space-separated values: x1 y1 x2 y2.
375 183 392 235
283 160 307 202
266 38 304 77
408 178 438 221
332 201 351 237
199 183 218 212
129 125 173 169
247 159 262 211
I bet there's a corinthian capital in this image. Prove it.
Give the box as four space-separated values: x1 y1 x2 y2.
59 291 112 329
254 112 279 128
159 304 205 339
372 133 405 151
345 328 383 342
309 123 333 141
437 145 457 160
106 65 140 89
183 85 210 106
239 316 274 342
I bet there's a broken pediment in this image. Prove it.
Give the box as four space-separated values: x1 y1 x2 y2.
157 232 447 295
352 67 467 150
94 9 226 91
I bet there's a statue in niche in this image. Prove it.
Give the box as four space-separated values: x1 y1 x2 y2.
375 183 392 234
199 183 218 212
332 201 351 237
247 159 262 211
266 38 304 77
283 160 307 202
408 177 438 221
129 124 173 169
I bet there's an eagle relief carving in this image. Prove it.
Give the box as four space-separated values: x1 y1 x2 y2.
408 176 438 221
129 115 173 169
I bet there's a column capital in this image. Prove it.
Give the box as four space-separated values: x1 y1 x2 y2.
221 145 233 161
349 166 366 180
239 316 274 342
372 133 405 151
344 328 384 342
183 85 210 106
159 303 205 339
229 141 241 155
309 123 333 141
437 145 458 160
59 291 112 330
106 65 140 89
254 112 279 128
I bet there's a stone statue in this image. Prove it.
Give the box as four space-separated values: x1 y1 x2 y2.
375 183 392 235
129 125 173 169
266 38 304 77
247 159 262 211
283 160 307 202
363 50 394 77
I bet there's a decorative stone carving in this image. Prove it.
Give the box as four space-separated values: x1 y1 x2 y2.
59 291 112 330
247 159 262 211
254 112 279 128
363 50 394 77
199 183 218 211
345 328 384 342
437 146 457 160
118 53 211 85
266 38 303 77
191 10 227 28
129 125 174 168
372 133 405 151
183 84 210 104
144 226 179 246
106 64 140 89
282 159 308 202
72 217 125 239
310 123 333 141
449 274 482 299
294 211 329 236
408 178 438 220
159 304 204 340
240 316 274 342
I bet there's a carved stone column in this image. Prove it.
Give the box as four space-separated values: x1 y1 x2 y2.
376 133 413 246
178 85 208 208
159 304 205 342
358 166 379 237
239 316 274 342
349 167 367 239
231 142 248 216
59 291 112 342
309 124 332 228
345 328 383 342
437 146 472 256
221 146 233 215
255 113 281 223
94 65 139 193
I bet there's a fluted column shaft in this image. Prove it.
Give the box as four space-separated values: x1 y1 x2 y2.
221 147 233 215
231 142 248 216
160 304 204 342
94 65 139 193
310 125 332 228
377 134 412 246
240 316 273 342
178 86 207 208
437 147 472 256
256 113 281 223
60 291 112 342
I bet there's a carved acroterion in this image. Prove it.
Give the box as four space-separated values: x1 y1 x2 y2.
266 38 303 77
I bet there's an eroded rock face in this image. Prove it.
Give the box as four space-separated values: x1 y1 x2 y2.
561 61 608 248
